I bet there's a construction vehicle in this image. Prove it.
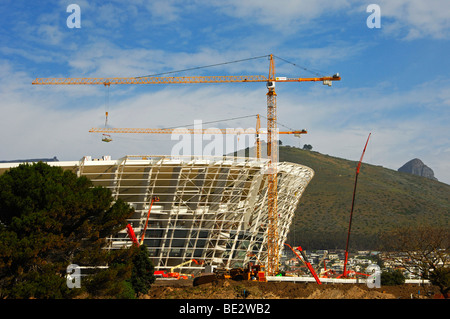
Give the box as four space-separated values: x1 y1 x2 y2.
224 264 266 282
154 270 169 278
284 243 321 284
167 259 202 279
193 263 266 287
32 54 340 275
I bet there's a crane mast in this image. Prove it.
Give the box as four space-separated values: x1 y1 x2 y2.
266 55 279 274
255 114 262 159
32 54 340 276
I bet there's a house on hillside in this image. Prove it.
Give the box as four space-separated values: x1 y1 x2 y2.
328 253 340 261
286 257 299 267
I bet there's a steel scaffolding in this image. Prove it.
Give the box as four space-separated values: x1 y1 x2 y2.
1 155 314 273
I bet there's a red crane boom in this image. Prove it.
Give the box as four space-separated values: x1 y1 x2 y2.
285 243 322 284
342 133 371 277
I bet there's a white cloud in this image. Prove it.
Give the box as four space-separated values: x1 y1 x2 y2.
36 25 66 45
211 0 352 29
144 0 182 23
276 78 450 184
377 0 450 39
208 0 450 40
277 41 370 72
66 41 272 78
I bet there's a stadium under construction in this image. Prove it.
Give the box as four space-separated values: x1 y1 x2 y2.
0 155 314 275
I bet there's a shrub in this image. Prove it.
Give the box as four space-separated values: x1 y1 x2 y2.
381 270 405 286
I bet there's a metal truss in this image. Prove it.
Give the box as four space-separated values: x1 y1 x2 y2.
13 155 314 273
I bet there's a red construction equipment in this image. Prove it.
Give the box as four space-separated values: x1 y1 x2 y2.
126 223 139 246
139 196 160 246
125 196 160 247
341 133 371 278
320 259 336 278
154 270 169 278
246 252 267 282
285 243 321 284
168 259 203 279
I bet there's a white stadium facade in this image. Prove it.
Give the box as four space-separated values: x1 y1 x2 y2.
0 155 314 274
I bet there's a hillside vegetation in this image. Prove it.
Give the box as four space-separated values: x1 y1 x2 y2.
279 146 450 250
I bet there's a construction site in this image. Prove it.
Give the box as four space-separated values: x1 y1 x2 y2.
25 55 345 277
12 53 424 298
0 154 314 275
145 277 440 299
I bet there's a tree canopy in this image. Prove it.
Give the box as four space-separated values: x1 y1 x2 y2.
0 162 151 298
381 226 450 298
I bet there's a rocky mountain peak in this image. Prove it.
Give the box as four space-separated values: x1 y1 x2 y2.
398 158 437 181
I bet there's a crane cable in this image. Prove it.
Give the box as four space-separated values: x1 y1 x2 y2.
160 114 258 130
108 114 259 142
104 83 110 128
105 54 322 139
135 55 328 79
136 55 270 78
272 55 330 77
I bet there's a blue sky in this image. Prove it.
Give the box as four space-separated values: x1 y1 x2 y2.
0 0 449 184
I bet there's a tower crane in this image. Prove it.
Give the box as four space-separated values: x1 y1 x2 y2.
89 114 308 159
32 54 340 275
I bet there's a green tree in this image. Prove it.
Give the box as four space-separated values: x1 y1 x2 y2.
0 162 136 298
82 246 137 299
130 244 155 296
381 270 405 286
381 226 450 298
428 268 450 298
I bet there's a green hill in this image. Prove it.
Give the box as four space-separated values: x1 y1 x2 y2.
279 146 450 250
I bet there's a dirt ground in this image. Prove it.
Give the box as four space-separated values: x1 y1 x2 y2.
142 278 442 299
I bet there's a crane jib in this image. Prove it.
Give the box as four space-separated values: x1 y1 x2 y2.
32 75 270 85
32 75 340 85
